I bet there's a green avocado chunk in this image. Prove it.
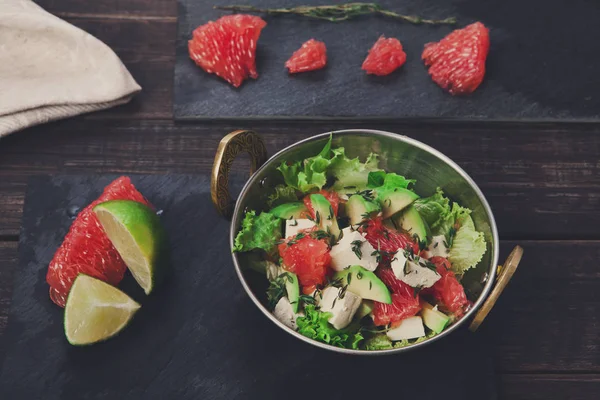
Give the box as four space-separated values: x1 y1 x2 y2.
346 194 381 226
391 205 430 242
309 194 340 240
334 266 392 304
376 188 419 219
421 301 450 334
271 202 307 220
283 272 300 313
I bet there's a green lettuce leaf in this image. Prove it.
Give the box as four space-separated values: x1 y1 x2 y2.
277 136 335 193
364 334 393 350
277 134 382 194
370 172 416 203
233 210 281 254
372 172 415 191
435 202 472 240
329 148 381 193
296 305 364 349
448 214 487 274
267 185 298 208
412 188 451 229
367 171 387 188
415 191 487 274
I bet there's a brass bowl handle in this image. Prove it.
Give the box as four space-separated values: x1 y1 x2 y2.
211 130 268 219
469 245 523 332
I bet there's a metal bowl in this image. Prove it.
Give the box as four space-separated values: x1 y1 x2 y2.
212 129 521 354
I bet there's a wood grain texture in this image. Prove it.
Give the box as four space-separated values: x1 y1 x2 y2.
35 0 175 18
1 120 600 238
499 375 600 400
52 18 175 119
488 241 600 373
0 242 17 335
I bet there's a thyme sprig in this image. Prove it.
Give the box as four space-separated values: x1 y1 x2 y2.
215 3 457 26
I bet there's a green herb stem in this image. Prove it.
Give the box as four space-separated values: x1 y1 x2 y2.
214 3 457 26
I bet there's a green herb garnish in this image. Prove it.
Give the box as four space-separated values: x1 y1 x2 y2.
355 189 374 202
299 294 316 305
413 286 423 298
351 240 363 259
266 274 288 308
215 3 457 26
444 226 457 248
287 232 306 247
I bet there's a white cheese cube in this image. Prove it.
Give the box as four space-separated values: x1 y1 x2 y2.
309 289 324 306
392 258 441 289
386 316 425 341
390 251 408 279
423 235 449 259
285 218 316 239
330 227 378 272
273 297 300 330
319 286 362 330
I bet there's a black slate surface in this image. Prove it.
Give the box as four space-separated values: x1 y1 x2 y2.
0 175 496 399
175 0 600 120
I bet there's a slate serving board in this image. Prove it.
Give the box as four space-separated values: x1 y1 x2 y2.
0 175 496 399
175 0 600 120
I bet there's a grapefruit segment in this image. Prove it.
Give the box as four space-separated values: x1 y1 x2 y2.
46 177 152 307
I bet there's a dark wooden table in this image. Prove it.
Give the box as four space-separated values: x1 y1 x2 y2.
1 1 600 398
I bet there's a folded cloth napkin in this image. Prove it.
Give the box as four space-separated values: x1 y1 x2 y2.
0 0 141 137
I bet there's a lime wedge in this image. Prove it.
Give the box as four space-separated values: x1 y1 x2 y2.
93 200 168 294
64 274 140 345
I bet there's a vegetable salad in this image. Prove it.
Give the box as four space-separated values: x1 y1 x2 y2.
234 136 487 350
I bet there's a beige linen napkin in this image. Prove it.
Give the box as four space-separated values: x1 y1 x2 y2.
0 0 141 137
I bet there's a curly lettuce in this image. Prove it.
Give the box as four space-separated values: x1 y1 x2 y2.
368 171 415 191
364 334 394 350
267 185 298 208
277 135 334 193
448 213 487 274
329 148 381 193
414 189 487 274
233 211 281 254
277 135 382 194
296 305 364 349
367 171 416 204
412 188 451 229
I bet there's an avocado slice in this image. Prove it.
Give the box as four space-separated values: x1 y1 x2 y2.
355 300 374 319
391 205 430 242
309 194 340 240
281 272 300 313
271 202 307 220
334 265 392 304
421 301 450 334
345 194 381 226
376 188 419 219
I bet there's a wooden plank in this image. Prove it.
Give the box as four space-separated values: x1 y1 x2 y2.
41 18 175 120
488 241 600 372
0 236 598 373
35 0 175 18
0 242 17 336
500 374 600 400
2 121 600 237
